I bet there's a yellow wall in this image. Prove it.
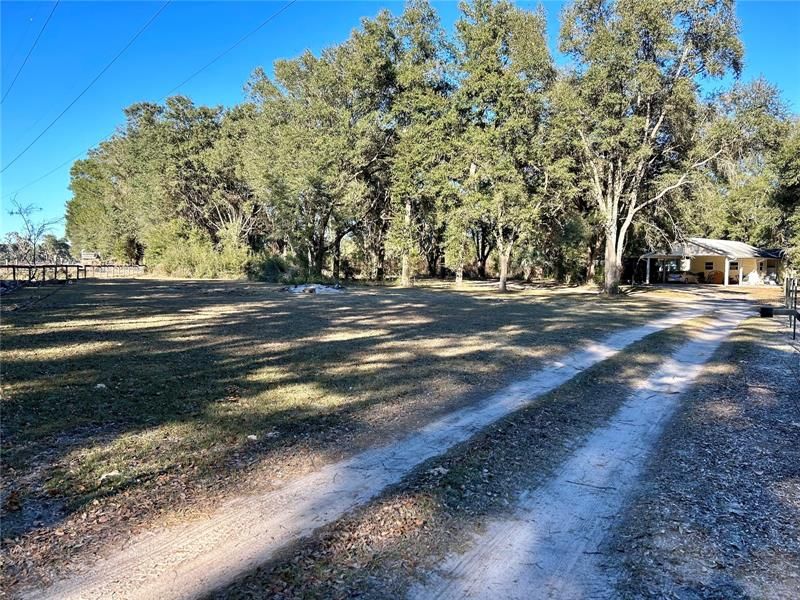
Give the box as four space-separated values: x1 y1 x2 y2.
689 256 725 274
687 255 780 284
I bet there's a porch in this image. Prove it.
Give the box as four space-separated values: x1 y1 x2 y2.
639 238 785 287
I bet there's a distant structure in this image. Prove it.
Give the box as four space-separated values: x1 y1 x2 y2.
641 238 786 286
80 250 102 265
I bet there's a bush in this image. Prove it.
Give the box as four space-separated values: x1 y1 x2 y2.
144 220 249 278
245 253 293 282
245 253 338 284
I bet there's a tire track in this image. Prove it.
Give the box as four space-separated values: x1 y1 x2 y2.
412 305 749 600
26 304 726 600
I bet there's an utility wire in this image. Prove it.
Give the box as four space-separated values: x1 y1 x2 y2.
165 0 298 96
2 150 87 199
0 1 172 174
1 0 60 104
2 0 298 197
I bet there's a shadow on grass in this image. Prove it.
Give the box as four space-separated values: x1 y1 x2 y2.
606 320 800 598
1 278 696 545
200 319 699 598
205 319 799 599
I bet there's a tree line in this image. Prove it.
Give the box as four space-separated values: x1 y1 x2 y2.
64 0 799 294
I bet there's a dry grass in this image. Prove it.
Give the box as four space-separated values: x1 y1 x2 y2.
207 317 704 599
0 278 702 588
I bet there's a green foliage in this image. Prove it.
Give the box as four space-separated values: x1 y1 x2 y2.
773 119 800 265
671 81 798 263
445 0 555 288
61 0 795 286
145 219 249 278
245 253 293 282
556 0 745 293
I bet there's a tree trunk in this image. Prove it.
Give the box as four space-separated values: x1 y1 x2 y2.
311 236 326 277
400 254 411 286
478 255 488 279
603 223 622 295
454 262 464 287
332 236 342 281
426 252 439 277
586 235 601 281
498 247 511 292
375 245 386 281
425 240 441 277
472 224 493 279
400 198 412 287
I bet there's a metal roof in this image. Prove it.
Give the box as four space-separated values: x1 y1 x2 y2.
641 238 783 260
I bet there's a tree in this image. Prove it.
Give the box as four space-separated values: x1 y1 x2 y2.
61 0 794 286
773 119 800 264
244 12 397 277
39 234 73 263
389 0 452 287
557 0 743 294
6 198 62 264
452 0 554 291
662 79 795 259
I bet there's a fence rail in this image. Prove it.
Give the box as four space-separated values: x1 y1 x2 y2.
0 264 145 282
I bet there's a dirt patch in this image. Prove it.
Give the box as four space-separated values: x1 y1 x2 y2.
608 318 800 598
412 307 748 599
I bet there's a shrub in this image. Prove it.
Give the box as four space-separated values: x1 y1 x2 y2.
244 253 337 284
245 253 292 282
144 220 248 278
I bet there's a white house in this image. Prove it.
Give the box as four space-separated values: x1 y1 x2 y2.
641 238 785 286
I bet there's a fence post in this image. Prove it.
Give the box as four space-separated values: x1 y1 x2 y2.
785 278 789 309
793 278 798 341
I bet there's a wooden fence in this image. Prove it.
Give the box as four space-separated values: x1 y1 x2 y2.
0 264 145 283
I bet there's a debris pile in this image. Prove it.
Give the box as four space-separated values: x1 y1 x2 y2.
282 284 344 295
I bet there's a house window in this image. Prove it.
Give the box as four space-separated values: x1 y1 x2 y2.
730 261 739 270
758 262 764 271
704 261 714 270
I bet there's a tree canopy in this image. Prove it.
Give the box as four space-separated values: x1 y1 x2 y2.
64 0 798 290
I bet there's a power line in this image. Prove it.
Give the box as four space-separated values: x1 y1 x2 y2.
0 1 172 174
165 0 298 96
2 2 50 94
1 0 60 104
2 0 299 198
2 149 88 200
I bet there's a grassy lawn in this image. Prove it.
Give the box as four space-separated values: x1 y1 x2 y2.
1 277 701 585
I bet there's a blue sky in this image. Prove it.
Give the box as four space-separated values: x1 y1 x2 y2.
1 0 799 237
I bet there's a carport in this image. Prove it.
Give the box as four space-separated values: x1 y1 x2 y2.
640 238 784 286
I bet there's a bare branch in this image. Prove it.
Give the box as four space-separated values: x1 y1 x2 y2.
632 149 721 215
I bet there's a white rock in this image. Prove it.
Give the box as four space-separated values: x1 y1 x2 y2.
428 466 449 477
98 470 120 484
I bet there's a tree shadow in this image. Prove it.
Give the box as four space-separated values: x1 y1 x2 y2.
1 278 687 551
